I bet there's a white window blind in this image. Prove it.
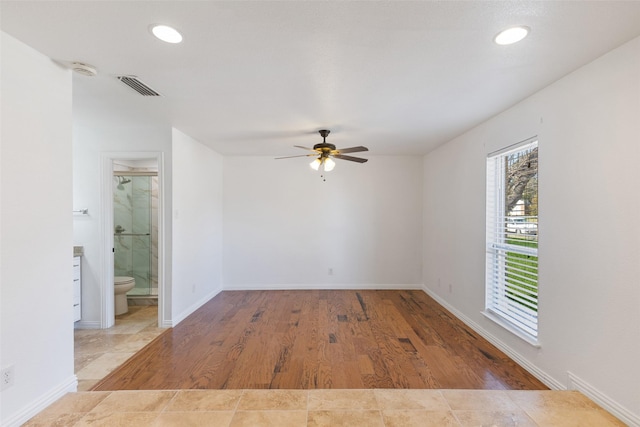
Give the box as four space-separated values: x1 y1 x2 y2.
486 139 538 339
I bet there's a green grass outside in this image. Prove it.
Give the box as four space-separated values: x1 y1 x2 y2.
505 237 538 312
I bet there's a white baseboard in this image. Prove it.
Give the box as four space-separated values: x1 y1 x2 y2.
171 286 223 327
568 372 640 427
222 283 423 291
74 320 101 329
1 375 77 427
421 285 564 390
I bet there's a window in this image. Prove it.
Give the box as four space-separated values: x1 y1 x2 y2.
485 138 538 342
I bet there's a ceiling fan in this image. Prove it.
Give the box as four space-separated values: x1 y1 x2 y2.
276 130 368 172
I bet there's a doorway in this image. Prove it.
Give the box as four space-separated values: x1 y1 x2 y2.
100 152 166 329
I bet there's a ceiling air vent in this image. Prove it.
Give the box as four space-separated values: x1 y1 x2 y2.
116 75 161 96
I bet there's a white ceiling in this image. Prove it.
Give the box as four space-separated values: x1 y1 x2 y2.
3 1 640 156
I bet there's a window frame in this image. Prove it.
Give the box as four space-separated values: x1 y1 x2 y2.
484 138 540 346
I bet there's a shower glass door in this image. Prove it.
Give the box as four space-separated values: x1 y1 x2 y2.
114 174 156 296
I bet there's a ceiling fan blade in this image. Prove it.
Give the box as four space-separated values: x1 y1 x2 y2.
275 154 318 159
333 154 368 163
294 145 318 152
335 146 368 154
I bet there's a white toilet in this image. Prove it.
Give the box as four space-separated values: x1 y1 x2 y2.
114 276 135 315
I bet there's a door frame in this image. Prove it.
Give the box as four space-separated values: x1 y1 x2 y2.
100 151 166 328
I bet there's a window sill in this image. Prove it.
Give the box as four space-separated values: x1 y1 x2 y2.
482 310 541 348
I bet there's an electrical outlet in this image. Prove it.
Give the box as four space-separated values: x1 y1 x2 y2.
328 268 333 276
192 283 196 293
448 283 453 293
1 365 15 390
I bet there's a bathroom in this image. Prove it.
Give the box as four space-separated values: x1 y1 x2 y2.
113 161 159 311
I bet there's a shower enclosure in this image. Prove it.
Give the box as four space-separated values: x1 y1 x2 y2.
113 172 158 296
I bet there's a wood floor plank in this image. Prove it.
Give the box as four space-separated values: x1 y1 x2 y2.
92 290 548 391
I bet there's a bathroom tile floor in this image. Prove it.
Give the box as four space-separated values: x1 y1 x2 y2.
74 305 163 391
23 389 625 426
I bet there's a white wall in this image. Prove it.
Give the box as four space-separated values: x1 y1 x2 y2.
0 32 75 426
422 36 640 424
223 156 423 288
171 128 223 324
73 123 172 327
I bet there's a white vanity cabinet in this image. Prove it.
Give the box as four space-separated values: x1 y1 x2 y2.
73 256 82 322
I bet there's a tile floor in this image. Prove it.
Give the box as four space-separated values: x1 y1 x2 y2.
74 305 164 391
24 389 625 426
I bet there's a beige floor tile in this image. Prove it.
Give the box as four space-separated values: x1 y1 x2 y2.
102 321 150 335
132 330 166 341
22 412 86 427
77 380 99 392
525 408 627 427
111 334 159 352
442 389 520 411
74 329 107 338
508 390 600 411
75 411 159 426
453 410 537 426
74 305 164 391
374 389 448 410
230 410 307 427
75 334 132 354
90 390 176 413
120 306 156 320
307 410 384 427
165 390 244 411
237 389 308 410
382 410 460 427
37 391 111 414
307 389 378 410
154 411 234 427
74 352 105 371
140 324 167 334
76 352 135 380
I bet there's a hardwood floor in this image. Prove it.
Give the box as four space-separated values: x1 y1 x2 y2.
92 290 548 391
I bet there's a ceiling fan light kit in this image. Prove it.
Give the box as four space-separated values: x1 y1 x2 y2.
276 129 368 174
323 157 336 172
310 158 321 171
311 156 335 172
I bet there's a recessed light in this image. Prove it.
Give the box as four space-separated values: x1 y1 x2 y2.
150 24 183 44
494 26 530 45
